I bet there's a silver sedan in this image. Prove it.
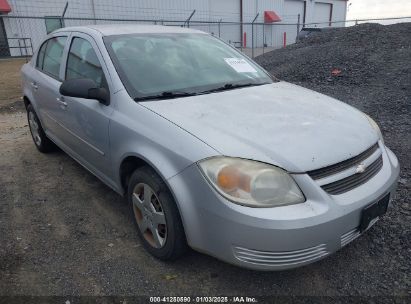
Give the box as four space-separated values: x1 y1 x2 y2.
21 25 400 270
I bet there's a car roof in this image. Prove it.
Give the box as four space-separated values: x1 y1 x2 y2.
54 24 206 36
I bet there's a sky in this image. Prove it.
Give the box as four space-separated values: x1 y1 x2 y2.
346 0 411 20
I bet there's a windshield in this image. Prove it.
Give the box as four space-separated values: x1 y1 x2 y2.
104 33 274 100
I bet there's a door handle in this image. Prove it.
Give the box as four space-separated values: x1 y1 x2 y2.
30 82 38 90
57 97 68 109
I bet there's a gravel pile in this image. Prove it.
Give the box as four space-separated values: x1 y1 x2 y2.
257 23 411 87
256 23 410 296
256 23 410 118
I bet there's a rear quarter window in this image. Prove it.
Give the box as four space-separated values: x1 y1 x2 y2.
36 36 67 79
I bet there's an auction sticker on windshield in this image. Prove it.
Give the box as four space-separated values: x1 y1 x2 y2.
224 58 257 73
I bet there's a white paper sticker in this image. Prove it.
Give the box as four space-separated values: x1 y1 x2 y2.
224 58 257 73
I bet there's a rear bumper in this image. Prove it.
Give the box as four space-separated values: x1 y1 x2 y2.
168 145 400 271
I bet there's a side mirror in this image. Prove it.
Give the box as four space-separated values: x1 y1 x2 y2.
59 78 110 105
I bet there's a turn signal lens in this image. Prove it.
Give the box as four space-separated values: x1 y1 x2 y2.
217 166 251 193
217 166 240 191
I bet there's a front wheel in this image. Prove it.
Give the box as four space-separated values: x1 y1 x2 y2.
27 104 55 153
127 166 187 260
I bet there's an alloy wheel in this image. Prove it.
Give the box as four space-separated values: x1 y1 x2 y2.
132 183 167 248
28 111 41 146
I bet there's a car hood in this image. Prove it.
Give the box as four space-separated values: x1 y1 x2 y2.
142 82 378 172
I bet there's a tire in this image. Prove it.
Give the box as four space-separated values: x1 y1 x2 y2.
27 104 56 153
127 166 187 260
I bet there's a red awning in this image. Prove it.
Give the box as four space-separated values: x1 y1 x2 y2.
264 11 281 23
0 0 11 13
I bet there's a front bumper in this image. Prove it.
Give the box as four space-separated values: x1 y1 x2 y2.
168 145 400 271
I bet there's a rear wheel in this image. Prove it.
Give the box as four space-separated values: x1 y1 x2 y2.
27 104 55 153
127 166 187 260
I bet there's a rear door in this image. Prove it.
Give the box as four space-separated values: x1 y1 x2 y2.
32 35 68 137
56 32 113 178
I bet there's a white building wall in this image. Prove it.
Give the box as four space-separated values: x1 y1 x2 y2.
284 0 305 45
4 0 243 55
4 0 93 55
2 0 347 56
330 0 348 27
314 2 333 26
304 0 347 27
281 0 347 45
207 0 241 44
242 0 287 48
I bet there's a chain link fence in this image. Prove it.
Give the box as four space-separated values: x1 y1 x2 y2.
1 14 411 59
0 14 302 59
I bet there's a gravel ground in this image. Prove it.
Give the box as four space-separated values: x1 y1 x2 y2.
0 23 410 299
0 58 27 113
256 22 410 297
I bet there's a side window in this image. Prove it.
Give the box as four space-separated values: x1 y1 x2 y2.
36 40 48 69
37 36 67 79
66 37 105 87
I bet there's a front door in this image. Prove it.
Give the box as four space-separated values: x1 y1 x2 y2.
56 33 113 178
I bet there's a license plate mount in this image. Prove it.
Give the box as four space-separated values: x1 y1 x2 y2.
359 193 390 233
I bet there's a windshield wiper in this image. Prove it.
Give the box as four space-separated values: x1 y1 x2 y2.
134 91 198 101
199 82 270 94
134 83 270 101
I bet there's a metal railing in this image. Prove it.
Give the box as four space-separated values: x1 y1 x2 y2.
0 37 33 57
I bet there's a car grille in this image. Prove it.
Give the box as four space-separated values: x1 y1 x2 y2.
307 143 383 195
308 143 379 180
321 156 383 195
233 244 329 267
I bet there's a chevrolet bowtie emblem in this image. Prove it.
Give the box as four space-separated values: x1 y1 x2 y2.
356 163 367 174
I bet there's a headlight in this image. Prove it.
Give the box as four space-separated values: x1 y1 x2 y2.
365 114 384 144
198 157 305 208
